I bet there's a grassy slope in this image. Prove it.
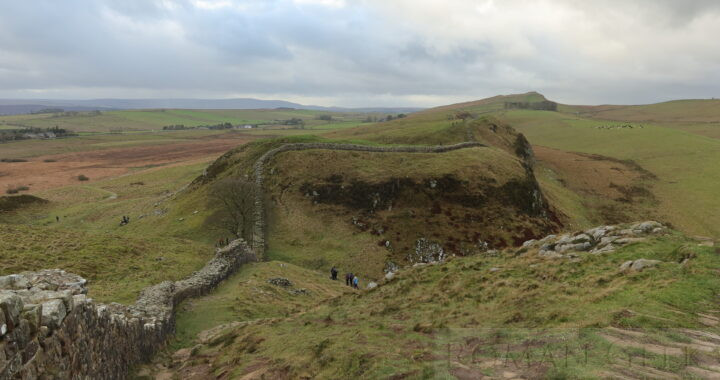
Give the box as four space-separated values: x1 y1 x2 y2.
0 224 212 304
171 261 350 350
326 92 546 146
169 231 720 378
500 109 720 237
1 157 222 303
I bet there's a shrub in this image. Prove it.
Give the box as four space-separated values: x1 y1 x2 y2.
77 174 89 181
1 158 28 163
5 185 29 194
43 159 57 163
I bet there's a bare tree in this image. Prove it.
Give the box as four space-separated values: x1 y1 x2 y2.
210 177 257 242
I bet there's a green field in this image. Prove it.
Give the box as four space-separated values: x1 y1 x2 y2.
497 109 720 237
0 108 377 133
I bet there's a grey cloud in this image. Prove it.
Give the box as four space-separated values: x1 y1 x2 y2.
0 0 718 106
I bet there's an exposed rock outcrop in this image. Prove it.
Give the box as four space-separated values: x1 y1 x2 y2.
522 221 666 259
251 142 485 256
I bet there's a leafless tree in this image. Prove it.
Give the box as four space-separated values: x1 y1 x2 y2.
210 177 257 242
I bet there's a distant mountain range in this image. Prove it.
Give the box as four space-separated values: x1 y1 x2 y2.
0 98 423 115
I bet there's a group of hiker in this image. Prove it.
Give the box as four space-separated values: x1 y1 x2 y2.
215 237 231 247
330 266 359 289
119 215 130 226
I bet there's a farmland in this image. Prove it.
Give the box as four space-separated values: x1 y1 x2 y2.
0 108 375 133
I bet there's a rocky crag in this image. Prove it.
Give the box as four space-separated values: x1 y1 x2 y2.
521 221 667 259
250 142 485 255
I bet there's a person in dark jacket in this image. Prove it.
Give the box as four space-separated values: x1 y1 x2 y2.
330 266 338 280
345 273 353 286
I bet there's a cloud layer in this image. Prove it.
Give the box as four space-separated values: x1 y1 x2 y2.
0 0 718 106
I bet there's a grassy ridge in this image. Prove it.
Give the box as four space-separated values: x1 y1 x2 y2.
165 231 720 378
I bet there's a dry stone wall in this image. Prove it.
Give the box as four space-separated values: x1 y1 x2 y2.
0 240 256 379
250 141 485 255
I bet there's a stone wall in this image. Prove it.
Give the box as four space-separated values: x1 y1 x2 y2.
0 239 256 379
250 142 486 256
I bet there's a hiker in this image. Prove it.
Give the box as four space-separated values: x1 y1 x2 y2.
345 273 353 286
330 266 338 280
56 216 59 222
352 275 359 289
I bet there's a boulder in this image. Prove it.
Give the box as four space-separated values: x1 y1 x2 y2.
585 226 614 240
0 307 6 336
366 282 378 290
40 299 67 329
27 290 74 311
631 259 661 271
614 237 646 245
522 239 537 248
590 244 616 254
267 278 293 287
619 261 634 271
0 291 24 327
556 242 592 254
554 234 573 245
632 221 663 233
21 303 42 334
410 238 445 263
620 259 661 272
384 272 395 281
598 236 618 247
539 250 564 259
571 234 592 244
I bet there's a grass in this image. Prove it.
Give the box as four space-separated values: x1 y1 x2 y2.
0 108 376 133
0 154 226 302
0 223 212 304
169 230 720 378
171 261 350 350
0 129 234 159
499 109 720 237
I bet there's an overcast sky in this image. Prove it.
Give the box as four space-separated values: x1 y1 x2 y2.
1 0 719 107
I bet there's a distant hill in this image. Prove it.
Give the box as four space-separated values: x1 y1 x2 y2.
0 104 117 115
0 98 423 115
563 98 720 123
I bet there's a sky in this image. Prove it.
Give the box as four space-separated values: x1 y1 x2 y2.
1 0 719 107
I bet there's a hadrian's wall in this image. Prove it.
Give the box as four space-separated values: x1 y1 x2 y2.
0 240 256 379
